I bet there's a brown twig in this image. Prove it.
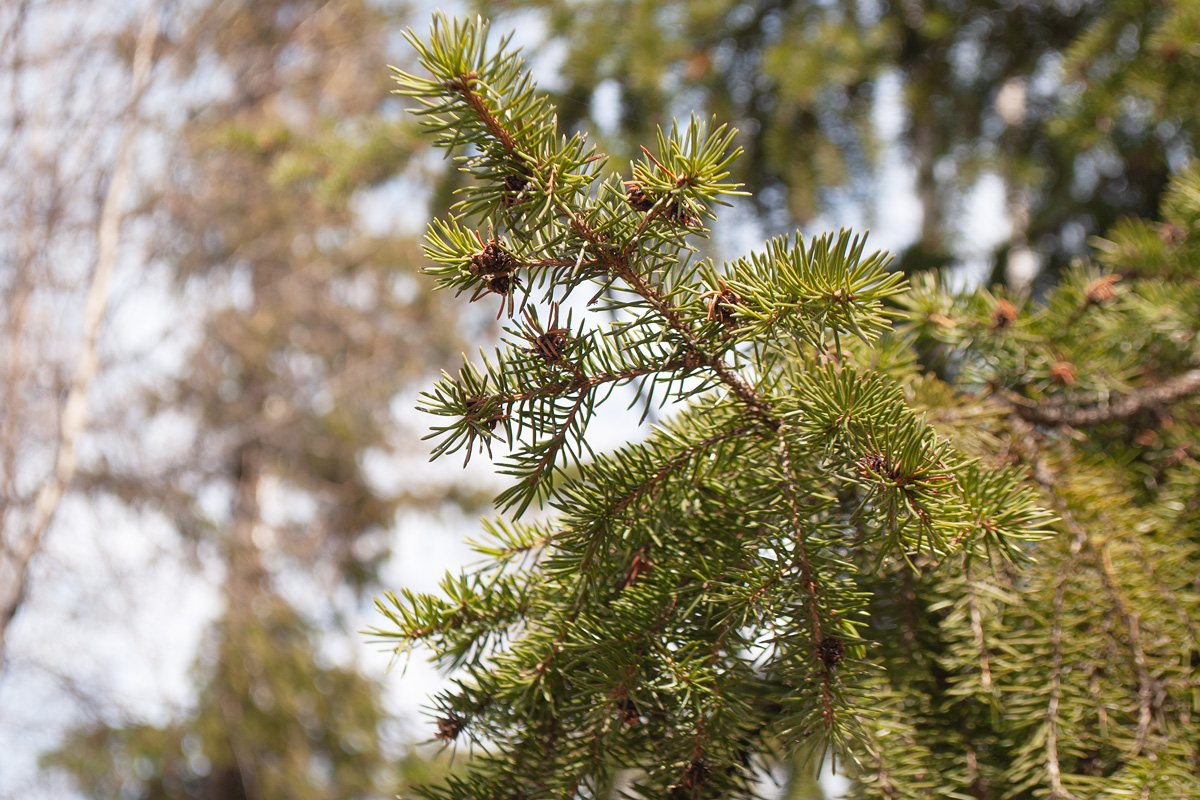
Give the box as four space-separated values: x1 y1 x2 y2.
965 561 997 702
524 389 590 489
444 72 519 156
775 424 835 726
1005 367 1200 427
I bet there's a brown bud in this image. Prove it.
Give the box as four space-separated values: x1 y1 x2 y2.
617 697 641 726
528 330 569 363
1133 429 1159 447
990 298 1018 330
463 396 503 431
704 287 743 329
1158 222 1188 245
486 273 515 296
681 759 711 788
501 174 530 207
470 239 518 277
664 199 700 227
817 636 845 668
856 453 891 480
1050 361 1077 386
625 181 655 212
435 712 466 741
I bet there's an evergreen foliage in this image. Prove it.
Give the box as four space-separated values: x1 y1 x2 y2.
376 14 1200 798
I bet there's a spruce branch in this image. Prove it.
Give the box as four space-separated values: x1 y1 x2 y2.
378 15 1067 800
440 70 519 158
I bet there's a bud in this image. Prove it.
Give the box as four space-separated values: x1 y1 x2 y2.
1084 274 1121 304
990 299 1018 330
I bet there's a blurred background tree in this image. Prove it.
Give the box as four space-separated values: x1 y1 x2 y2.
2 1 483 797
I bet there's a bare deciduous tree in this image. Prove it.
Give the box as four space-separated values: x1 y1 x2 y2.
0 2 162 668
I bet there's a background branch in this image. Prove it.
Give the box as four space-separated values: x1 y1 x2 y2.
1006 367 1200 427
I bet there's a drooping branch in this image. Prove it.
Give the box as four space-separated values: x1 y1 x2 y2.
1006 367 1200 426
1010 419 1162 764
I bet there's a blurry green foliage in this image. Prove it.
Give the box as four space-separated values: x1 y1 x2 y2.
481 0 1200 281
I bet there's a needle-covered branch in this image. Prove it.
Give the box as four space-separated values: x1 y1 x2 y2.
377 15 1065 800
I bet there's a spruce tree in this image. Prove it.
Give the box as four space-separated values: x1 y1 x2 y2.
375 14 1200 798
